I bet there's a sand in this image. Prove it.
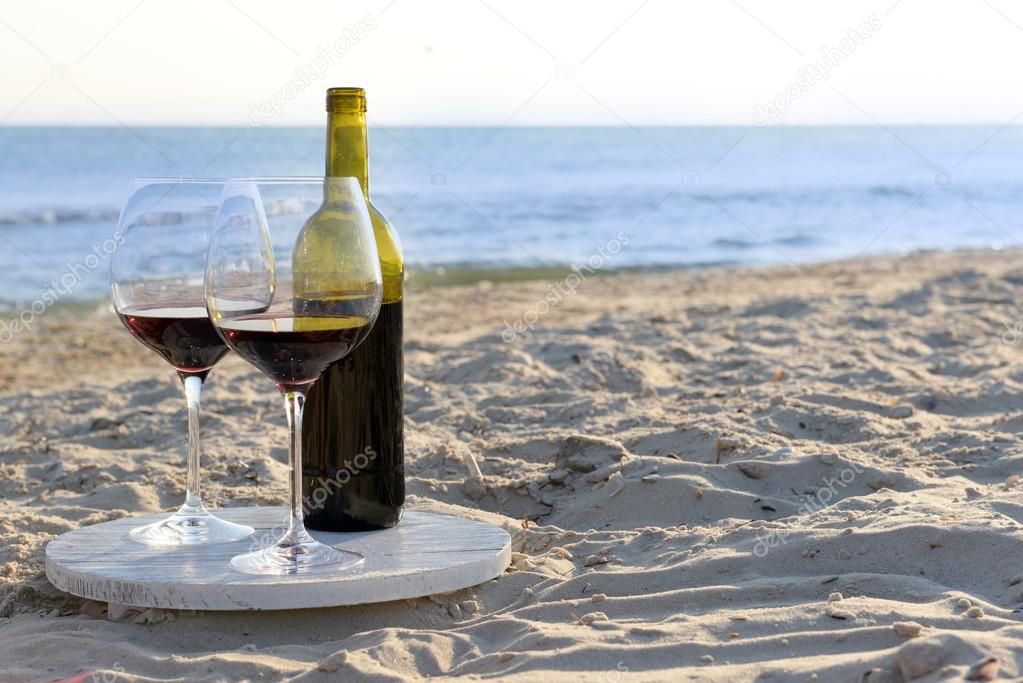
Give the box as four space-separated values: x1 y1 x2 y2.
3 248 1023 682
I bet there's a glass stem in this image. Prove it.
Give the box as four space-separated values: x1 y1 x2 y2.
283 389 310 542
180 373 207 515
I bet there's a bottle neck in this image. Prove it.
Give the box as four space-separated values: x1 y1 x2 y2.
325 110 369 197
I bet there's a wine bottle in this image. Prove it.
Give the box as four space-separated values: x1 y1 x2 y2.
300 87 405 531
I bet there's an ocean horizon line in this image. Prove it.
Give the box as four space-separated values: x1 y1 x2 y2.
5 122 1023 130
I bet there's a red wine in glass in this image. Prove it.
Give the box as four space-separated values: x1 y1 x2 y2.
217 313 370 393
118 304 229 379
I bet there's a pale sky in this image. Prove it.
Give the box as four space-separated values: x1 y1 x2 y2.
2 0 1023 126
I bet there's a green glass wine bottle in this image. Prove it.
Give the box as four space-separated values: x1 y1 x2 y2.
300 87 405 531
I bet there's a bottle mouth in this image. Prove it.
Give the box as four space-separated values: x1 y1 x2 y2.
326 87 366 113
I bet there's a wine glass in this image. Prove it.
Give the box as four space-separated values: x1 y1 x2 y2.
206 177 382 575
110 178 255 546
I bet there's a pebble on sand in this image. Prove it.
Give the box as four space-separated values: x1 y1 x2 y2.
548 468 570 484
462 477 488 500
578 611 608 625
317 650 348 673
737 462 766 480
892 621 923 637
827 607 855 621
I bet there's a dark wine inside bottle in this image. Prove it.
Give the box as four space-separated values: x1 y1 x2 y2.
301 86 406 531
302 300 404 530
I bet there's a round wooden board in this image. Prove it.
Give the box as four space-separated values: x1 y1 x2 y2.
45 507 511 611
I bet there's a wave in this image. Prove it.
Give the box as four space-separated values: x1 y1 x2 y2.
867 185 919 198
405 260 707 288
0 208 120 226
712 237 756 248
694 191 774 204
0 197 315 228
713 232 817 249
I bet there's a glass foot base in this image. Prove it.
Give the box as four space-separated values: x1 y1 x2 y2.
230 534 364 575
129 509 255 547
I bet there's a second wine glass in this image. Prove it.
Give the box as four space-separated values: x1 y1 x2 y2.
206 177 382 575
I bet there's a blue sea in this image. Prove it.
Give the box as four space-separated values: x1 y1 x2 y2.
1 125 1022 304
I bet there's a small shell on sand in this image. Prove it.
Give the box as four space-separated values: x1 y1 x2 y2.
700 655 714 664
966 606 984 618
737 462 766 480
578 611 608 625
887 405 914 419
827 592 843 602
957 598 972 609
966 657 999 681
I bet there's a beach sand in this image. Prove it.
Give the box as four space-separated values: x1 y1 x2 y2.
3 248 1023 681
